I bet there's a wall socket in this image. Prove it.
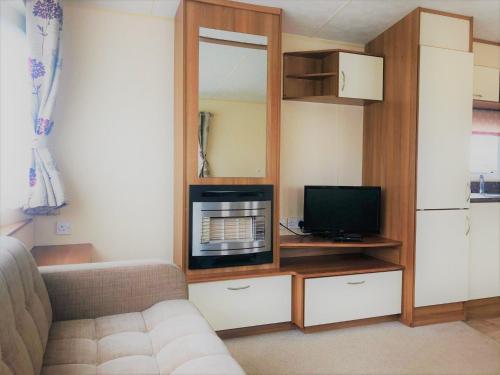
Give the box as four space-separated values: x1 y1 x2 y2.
56 221 71 235
287 217 302 229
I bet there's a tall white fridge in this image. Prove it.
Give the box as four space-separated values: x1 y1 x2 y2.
414 46 473 307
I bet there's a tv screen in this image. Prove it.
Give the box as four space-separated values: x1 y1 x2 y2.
303 186 381 235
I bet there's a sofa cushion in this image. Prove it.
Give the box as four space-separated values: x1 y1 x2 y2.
41 299 244 375
0 236 52 375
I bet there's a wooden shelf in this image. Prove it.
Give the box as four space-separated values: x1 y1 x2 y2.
280 235 402 249
281 253 404 278
286 72 336 80
282 95 371 106
31 243 94 266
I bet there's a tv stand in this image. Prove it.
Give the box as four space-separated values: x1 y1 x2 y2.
333 233 362 242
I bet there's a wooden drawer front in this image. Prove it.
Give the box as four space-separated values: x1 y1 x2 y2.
420 12 470 52
189 275 291 331
304 271 402 327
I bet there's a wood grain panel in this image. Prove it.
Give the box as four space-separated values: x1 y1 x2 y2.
31 244 94 266
280 235 401 249
363 9 421 326
292 275 305 328
413 302 465 326
465 297 500 320
302 314 399 333
216 322 294 339
174 0 282 275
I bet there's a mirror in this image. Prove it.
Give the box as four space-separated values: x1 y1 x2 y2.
198 27 267 178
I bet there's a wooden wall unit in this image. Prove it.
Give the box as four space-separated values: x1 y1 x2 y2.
174 0 282 278
363 8 474 327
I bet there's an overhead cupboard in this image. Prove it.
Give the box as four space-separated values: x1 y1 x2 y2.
473 40 500 107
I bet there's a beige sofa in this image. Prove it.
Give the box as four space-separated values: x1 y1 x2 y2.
0 236 244 375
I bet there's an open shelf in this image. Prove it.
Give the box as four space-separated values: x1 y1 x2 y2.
281 253 404 278
286 72 337 80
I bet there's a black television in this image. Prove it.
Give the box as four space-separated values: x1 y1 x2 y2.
303 186 381 240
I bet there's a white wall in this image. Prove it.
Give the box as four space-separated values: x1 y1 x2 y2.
34 3 174 261
280 33 365 221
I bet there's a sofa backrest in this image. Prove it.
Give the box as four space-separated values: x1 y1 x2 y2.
0 236 52 375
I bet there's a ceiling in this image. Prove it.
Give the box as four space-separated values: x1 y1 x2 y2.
82 0 500 44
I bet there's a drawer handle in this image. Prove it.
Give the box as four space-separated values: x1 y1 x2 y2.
347 281 365 285
227 285 250 291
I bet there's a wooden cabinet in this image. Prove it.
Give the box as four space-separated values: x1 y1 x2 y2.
473 65 499 103
304 271 402 327
283 50 383 105
469 203 500 300
417 46 473 210
415 210 470 307
188 275 291 331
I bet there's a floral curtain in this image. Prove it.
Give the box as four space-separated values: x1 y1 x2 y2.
23 0 65 215
198 112 212 177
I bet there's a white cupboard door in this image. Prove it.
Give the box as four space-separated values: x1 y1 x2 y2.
420 12 470 52
304 271 402 327
189 276 291 331
473 66 500 102
415 210 470 307
469 203 500 300
338 52 383 101
417 46 473 210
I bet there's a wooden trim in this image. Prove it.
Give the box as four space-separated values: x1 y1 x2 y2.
192 0 281 15
469 16 474 52
473 38 500 47
216 322 293 339
473 99 500 111
302 314 399 333
465 297 500 320
292 276 304 328
412 302 465 327
199 36 267 50
0 219 33 236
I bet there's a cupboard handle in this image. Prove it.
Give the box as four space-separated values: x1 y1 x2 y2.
473 94 483 98
465 182 471 203
466 216 471 236
347 281 365 285
341 70 346 92
227 285 250 291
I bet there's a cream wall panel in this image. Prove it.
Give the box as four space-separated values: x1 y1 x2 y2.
189 276 291 331
420 12 470 52
199 99 266 178
281 34 364 222
473 42 500 69
10 222 35 251
34 3 174 261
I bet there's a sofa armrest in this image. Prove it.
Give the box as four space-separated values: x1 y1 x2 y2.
40 259 187 321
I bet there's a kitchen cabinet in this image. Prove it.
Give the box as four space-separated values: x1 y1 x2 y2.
417 46 473 210
337 52 383 101
473 65 499 103
469 203 500 300
415 210 470 307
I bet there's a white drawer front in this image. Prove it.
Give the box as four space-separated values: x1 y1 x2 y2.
304 271 402 327
189 275 291 331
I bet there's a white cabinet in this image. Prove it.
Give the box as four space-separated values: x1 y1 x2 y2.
188 275 291 331
473 66 500 102
469 203 500 300
417 46 473 210
304 271 402 327
338 52 383 101
420 12 470 52
415 210 470 307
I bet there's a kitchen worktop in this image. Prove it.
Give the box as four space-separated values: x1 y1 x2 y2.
470 193 500 203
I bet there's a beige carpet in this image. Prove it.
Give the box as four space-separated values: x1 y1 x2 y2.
224 322 500 375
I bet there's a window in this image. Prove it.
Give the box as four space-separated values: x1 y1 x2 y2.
0 0 30 223
470 110 500 181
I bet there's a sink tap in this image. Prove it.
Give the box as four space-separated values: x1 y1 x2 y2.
479 174 485 194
